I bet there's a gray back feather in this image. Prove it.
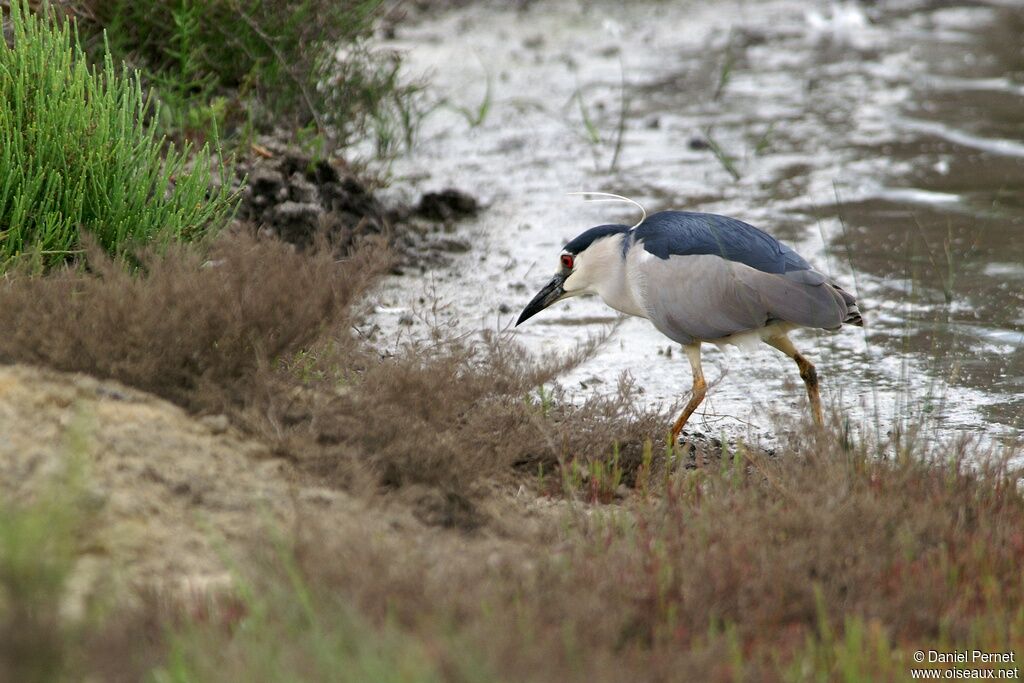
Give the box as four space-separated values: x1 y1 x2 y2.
633 253 848 344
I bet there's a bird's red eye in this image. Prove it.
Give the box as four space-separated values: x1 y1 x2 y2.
561 254 574 269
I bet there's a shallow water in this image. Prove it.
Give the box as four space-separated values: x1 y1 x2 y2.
370 0 1023 445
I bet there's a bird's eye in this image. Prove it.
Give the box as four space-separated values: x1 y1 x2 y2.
561 254 574 270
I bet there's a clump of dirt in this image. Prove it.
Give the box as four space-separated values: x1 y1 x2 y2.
236 138 390 253
414 188 479 222
234 137 480 269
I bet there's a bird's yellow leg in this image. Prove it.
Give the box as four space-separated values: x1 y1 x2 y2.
764 335 823 426
670 343 706 443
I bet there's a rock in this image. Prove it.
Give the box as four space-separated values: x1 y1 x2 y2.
416 188 479 222
688 136 711 151
522 34 545 49
200 414 230 435
270 201 323 244
249 168 285 198
289 172 319 204
312 159 340 185
410 487 482 531
432 237 471 253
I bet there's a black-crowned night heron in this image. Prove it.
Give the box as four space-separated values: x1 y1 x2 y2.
517 208 862 440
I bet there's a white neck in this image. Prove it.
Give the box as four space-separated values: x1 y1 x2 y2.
566 233 647 318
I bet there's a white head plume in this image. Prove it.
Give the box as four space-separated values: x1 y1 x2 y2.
567 191 647 230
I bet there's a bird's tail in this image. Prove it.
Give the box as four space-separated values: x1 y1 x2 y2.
835 285 863 327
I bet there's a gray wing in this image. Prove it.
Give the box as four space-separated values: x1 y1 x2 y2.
634 254 848 344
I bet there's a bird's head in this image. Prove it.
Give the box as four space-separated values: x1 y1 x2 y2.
516 224 629 326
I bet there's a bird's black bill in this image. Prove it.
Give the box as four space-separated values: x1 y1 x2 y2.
516 273 567 326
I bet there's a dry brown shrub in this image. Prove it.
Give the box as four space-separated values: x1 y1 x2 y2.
27 420 1021 681
564 439 1023 644
0 232 667 506
0 234 388 414
272 328 668 500
280 435 1024 682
